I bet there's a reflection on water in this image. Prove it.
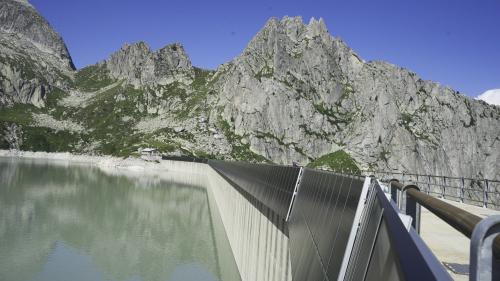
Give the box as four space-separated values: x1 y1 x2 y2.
0 157 240 281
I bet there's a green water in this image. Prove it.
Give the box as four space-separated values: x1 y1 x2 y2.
0 157 240 281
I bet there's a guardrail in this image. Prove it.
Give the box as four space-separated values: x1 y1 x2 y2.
389 180 500 281
166 158 500 280
208 160 455 280
372 171 500 209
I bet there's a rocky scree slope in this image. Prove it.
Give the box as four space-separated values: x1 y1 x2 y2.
0 1 498 179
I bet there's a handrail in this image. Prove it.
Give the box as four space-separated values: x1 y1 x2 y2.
374 171 500 183
390 180 500 258
376 172 499 210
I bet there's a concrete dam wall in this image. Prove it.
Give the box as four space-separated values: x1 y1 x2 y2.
162 159 451 281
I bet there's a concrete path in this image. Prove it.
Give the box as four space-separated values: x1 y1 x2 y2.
420 199 500 281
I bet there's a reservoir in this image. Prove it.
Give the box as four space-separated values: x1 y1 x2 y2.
0 157 241 281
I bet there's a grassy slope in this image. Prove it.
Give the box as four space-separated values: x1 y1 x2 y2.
0 65 216 157
307 150 360 173
1 64 359 172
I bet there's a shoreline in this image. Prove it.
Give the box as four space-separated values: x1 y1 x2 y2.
0 149 166 172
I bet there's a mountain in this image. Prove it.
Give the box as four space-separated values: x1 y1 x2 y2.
0 0 75 107
211 17 500 178
0 1 499 179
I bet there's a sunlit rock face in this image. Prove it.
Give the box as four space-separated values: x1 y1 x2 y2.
0 0 75 107
210 16 500 178
106 42 195 86
1 5 499 179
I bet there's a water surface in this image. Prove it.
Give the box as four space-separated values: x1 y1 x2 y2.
0 157 240 281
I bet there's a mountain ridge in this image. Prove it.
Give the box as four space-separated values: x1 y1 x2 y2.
0 0 499 179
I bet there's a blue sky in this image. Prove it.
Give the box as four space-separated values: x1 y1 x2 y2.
30 0 500 97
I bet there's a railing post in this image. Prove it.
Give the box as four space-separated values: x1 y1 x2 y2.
442 176 446 199
390 179 399 205
427 175 431 195
403 185 421 234
470 215 500 281
484 179 489 208
460 177 465 203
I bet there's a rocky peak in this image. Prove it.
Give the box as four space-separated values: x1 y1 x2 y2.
0 0 75 108
106 41 194 86
255 16 330 43
232 16 362 84
0 0 75 71
154 43 193 77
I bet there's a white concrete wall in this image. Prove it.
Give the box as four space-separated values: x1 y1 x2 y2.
157 160 293 280
159 159 208 174
205 166 293 281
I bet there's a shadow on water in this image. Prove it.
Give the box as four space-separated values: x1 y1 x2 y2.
0 157 240 281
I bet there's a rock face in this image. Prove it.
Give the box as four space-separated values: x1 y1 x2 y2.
106 42 194 86
211 16 500 178
1 9 499 180
0 0 75 107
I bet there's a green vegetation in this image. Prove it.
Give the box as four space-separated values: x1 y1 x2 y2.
0 54 42 82
398 103 438 147
255 130 286 146
192 67 214 89
0 104 38 125
255 64 274 81
75 63 115 92
400 112 413 130
71 84 146 155
313 102 355 129
20 127 85 152
254 130 311 159
282 71 319 99
307 150 360 173
169 69 215 120
219 119 270 162
44 87 70 119
379 148 390 163
299 124 328 139
0 101 87 152
45 87 68 108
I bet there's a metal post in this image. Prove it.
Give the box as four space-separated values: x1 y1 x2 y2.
470 215 500 281
441 176 446 199
403 185 421 234
390 180 399 205
427 175 431 195
484 179 489 208
460 177 465 203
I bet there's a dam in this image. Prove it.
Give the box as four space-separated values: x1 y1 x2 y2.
0 156 498 281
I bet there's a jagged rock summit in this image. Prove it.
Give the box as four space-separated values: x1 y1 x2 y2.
0 10 499 180
105 41 194 86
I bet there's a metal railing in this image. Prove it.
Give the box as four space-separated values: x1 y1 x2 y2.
164 157 500 280
370 171 500 210
209 160 454 280
389 180 500 281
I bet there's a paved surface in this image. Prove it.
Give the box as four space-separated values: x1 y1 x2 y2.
420 199 500 281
